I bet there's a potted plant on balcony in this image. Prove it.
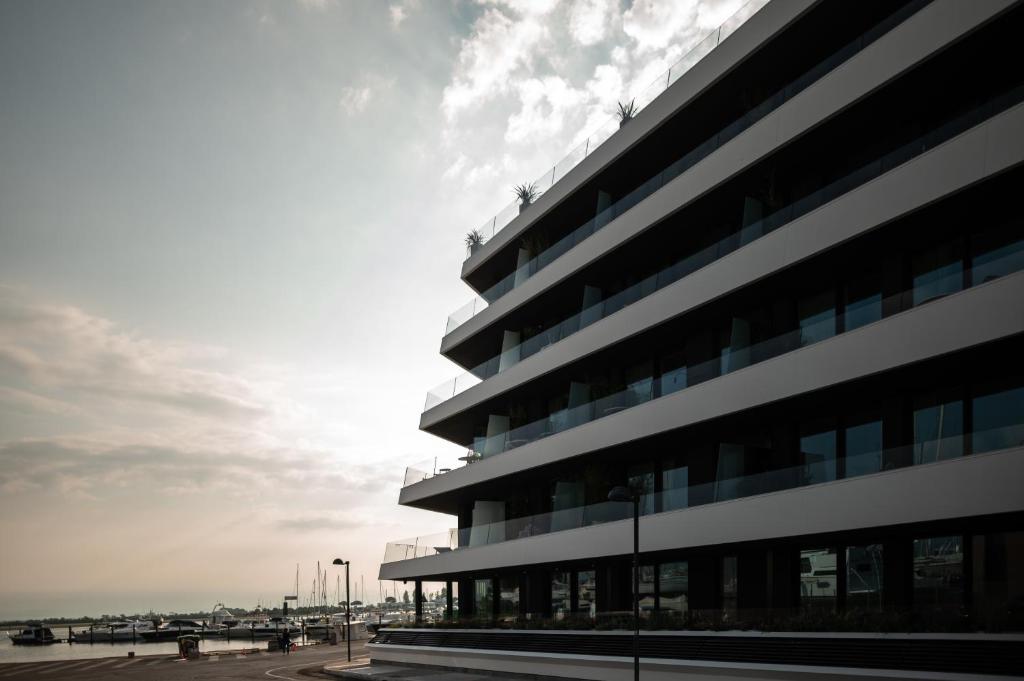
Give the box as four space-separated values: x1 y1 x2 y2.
465 228 486 256
513 182 539 214
616 99 637 128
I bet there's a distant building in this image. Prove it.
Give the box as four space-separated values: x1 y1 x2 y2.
376 0 1024 677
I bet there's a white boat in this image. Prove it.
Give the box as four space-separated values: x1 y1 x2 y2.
305 614 369 640
74 620 157 642
139 619 222 641
248 617 300 638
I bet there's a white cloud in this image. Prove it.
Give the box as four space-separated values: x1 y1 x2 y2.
440 8 548 121
568 0 614 46
389 4 407 28
505 76 585 145
339 86 373 115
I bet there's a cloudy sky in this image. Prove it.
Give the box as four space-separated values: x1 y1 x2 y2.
0 0 743 619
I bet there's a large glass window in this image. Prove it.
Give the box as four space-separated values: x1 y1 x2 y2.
474 579 493 620
714 443 745 501
628 463 656 516
576 570 596 619
499 576 519 621
658 561 688 618
912 241 963 306
800 426 837 485
974 531 1024 632
798 290 836 346
970 223 1024 286
972 385 1024 453
843 273 882 332
552 571 571 620
913 536 964 614
846 544 884 611
800 548 837 611
844 418 883 478
635 565 656 618
661 459 689 512
914 398 964 464
659 349 687 396
721 555 738 622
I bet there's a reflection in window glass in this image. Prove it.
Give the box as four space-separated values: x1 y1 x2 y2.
800 428 837 485
552 571 571 620
722 556 738 622
800 548 837 611
659 561 689 618
576 570 596 619
635 565 655 618
799 290 836 346
659 349 687 396
974 531 1024 631
912 243 963 306
970 224 1024 286
913 536 964 614
628 464 656 516
662 460 689 512
972 386 1024 453
847 544 884 611
914 400 964 464
844 274 882 331
845 419 883 478
499 576 519 620
474 579 493 620
714 444 745 502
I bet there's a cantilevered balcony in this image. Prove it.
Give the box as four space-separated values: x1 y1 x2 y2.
402 269 1024 508
382 442 1024 580
426 90 1024 416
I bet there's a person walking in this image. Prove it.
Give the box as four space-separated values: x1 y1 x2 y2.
280 627 291 655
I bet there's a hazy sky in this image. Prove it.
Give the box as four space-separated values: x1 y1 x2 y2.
0 0 741 619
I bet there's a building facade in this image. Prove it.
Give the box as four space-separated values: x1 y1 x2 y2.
373 0 1024 677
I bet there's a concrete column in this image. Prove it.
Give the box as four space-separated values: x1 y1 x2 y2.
445 580 453 621
414 580 423 625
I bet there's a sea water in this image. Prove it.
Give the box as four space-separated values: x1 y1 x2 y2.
0 630 309 664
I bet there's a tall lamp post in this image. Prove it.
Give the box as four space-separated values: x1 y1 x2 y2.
332 558 351 662
608 485 640 681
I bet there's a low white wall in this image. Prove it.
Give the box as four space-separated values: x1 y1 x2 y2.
368 643 1012 681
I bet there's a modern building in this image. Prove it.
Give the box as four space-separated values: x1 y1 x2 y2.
373 0 1024 678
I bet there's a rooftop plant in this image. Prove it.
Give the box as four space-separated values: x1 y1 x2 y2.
464 228 486 251
616 98 638 127
513 182 540 208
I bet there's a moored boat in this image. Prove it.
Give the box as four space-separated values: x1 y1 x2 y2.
8 624 57 645
138 619 222 641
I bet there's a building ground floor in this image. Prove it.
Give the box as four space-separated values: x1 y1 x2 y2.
399 513 1024 635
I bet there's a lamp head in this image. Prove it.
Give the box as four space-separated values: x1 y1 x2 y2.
607 485 633 503
332 558 347 565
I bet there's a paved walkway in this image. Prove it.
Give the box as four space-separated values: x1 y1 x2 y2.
0 642 367 679
323 663 546 681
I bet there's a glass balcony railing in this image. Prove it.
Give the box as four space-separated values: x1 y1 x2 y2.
414 242 1024 481
425 83 1024 413
464 254 1022 459
444 0 931 337
384 425 1024 563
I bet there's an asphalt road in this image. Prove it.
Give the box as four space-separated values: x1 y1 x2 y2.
0 642 368 680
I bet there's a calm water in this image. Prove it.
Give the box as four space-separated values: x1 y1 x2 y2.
0 631 315 664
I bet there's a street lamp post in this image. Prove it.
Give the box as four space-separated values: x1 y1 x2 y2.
608 485 640 681
332 558 351 662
